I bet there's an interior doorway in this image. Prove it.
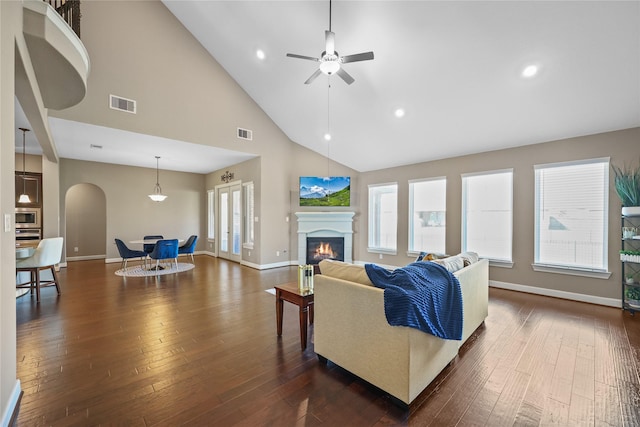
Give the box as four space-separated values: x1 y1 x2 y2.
64 183 107 260
217 181 242 263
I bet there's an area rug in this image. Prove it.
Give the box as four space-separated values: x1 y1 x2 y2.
115 262 195 277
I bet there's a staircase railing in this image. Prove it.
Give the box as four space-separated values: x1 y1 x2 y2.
42 0 80 38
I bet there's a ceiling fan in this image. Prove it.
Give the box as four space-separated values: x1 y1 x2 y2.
286 0 374 85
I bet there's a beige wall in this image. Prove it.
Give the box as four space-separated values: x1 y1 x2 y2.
65 183 106 258
357 127 639 300
59 159 205 260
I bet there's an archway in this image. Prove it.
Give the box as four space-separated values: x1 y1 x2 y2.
64 183 107 260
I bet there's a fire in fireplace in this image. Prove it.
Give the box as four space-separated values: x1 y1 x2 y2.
306 237 344 265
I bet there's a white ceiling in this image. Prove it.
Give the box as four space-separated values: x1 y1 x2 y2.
15 1 640 174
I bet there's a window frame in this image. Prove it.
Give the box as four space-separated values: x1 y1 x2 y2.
367 182 398 254
408 177 447 256
532 157 610 279
461 169 514 266
242 181 254 249
207 189 215 242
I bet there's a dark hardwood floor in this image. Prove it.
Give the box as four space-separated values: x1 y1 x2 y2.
15 257 640 426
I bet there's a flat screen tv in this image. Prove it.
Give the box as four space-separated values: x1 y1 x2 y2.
299 176 350 207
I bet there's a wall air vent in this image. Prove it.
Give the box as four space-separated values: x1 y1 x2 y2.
109 94 136 114
237 128 252 141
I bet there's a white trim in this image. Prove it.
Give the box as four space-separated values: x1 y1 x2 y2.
531 263 612 279
1 380 21 427
533 156 611 171
66 255 106 262
489 260 514 268
367 247 397 255
461 167 514 178
490 280 620 307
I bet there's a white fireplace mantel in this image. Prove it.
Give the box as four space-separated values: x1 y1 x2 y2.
296 212 354 265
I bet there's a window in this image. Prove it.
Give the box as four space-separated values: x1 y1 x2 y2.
207 190 215 240
409 177 446 254
462 170 513 263
534 158 609 275
243 182 254 248
368 183 398 253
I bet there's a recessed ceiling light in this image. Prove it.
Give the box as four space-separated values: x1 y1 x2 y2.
394 108 405 118
256 49 265 60
324 133 332 141
522 64 539 78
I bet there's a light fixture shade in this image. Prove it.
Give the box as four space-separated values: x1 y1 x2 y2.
18 194 31 203
148 156 167 202
319 60 340 75
149 193 167 202
149 183 167 202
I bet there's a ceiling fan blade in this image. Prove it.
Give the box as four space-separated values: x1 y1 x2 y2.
304 68 323 85
286 53 320 62
325 30 335 56
336 68 355 85
341 51 374 64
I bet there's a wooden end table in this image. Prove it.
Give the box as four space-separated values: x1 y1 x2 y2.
275 282 314 350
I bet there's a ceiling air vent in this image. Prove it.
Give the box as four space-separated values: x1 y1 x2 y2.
237 128 252 141
109 94 136 114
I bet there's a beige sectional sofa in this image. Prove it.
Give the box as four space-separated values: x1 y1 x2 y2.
314 257 489 406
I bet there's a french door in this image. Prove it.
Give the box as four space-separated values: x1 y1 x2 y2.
217 182 242 263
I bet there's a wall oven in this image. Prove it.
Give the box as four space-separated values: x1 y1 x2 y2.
15 207 41 229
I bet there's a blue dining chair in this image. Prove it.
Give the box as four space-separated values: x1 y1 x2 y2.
178 235 198 263
115 239 147 271
143 235 164 255
148 239 179 273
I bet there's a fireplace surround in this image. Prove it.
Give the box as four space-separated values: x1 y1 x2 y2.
296 212 354 265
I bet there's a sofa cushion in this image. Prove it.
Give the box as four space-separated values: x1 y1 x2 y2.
318 259 374 286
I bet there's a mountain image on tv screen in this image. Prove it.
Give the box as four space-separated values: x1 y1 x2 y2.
300 176 350 207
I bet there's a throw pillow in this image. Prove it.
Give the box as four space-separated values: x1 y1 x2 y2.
318 259 374 286
459 251 479 267
431 255 465 273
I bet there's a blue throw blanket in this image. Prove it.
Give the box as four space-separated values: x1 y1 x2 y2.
365 262 463 340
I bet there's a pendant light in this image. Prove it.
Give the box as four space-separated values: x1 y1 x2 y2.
18 127 31 204
148 156 167 202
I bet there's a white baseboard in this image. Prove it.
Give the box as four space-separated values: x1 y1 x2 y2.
490 280 621 308
66 255 106 262
1 380 21 427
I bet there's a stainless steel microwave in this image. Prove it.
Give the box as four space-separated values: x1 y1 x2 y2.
15 207 40 229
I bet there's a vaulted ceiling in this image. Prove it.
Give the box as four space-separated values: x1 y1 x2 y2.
162 0 639 172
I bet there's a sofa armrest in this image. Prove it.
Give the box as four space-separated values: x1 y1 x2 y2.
454 258 489 343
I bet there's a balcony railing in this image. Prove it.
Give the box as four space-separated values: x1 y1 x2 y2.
43 0 80 38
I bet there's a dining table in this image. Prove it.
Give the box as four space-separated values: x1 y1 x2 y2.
128 238 185 271
129 238 185 245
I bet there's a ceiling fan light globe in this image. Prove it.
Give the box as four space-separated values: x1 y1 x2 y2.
320 60 340 75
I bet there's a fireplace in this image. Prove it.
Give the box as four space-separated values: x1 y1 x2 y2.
296 212 354 265
306 237 344 265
